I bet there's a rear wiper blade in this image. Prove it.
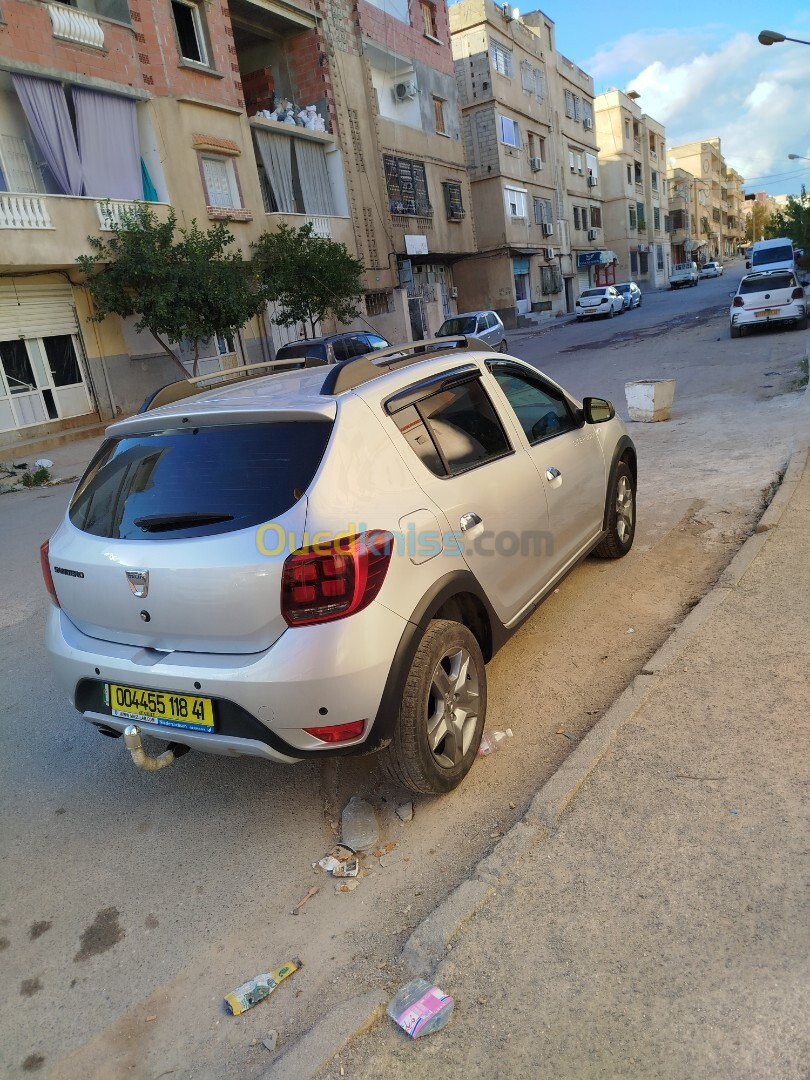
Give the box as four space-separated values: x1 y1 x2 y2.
134 513 234 532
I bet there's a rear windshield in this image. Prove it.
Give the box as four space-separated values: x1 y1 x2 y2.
438 316 478 335
740 274 795 294
752 244 793 267
580 289 605 297
615 284 630 292
69 421 332 539
275 343 328 363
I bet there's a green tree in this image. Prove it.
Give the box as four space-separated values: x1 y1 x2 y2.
745 202 773 244
77 205 268 375
252 222 365 339
765 186 810 267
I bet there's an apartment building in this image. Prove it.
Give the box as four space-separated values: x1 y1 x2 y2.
594 89 671 288
666 138 745 262
0 0 474 454
0 0 275 452
449 0 606 325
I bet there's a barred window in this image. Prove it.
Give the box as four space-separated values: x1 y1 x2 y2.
443 182 465 220
540 265 562 294
653 206 660 231
383 155 432 216
366 291 393 316
589 205 602 228
490 39 512 77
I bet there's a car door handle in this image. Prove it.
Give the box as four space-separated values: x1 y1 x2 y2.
546 467 561 481
459 512 482 532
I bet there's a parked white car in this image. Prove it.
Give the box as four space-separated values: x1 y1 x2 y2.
575 287 624 320
699 262 723 278
42 337 637 795
729 270 807 338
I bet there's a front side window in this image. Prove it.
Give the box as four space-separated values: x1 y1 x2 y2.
490 367 576 444
171 0 209 65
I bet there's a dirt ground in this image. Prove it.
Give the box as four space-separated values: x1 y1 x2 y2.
22 306 808 1080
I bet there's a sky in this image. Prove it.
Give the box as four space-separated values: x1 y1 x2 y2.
525 2 810 196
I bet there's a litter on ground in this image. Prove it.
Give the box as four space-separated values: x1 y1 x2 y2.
224 960 301 1015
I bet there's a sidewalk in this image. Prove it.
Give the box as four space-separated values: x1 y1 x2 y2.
300 446 810 1079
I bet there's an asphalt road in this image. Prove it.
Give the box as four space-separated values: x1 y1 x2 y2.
1 263 808 1079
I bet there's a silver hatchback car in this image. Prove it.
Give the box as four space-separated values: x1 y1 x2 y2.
43 338 636 794
436 310 507 352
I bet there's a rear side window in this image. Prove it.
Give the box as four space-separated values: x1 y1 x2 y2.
740 274 795 294
275 343 328 364
422 380 511 474
69 421 332 539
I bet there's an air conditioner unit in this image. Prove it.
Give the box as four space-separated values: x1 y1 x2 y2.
449 286 458 298
394 80 418 102
588 228 598 240
502 2 513 18
541 222 553 236
530 157 543 171
587 175 597 187
583 118 593 130
544 247 555 259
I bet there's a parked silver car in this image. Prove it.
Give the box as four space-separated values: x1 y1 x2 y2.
43 338 636 794
436 310 507 351
614 281 642 310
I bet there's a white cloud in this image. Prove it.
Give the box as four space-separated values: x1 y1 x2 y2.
588 31 810 194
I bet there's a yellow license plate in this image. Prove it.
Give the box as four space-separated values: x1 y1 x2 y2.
106 683 214 731
756 308 780 318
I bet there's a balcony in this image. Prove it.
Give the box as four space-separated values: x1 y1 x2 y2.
0 194 171 270
264 212 354 248
46 2 104 48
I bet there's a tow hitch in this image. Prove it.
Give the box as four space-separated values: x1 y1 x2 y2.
123 725 190 772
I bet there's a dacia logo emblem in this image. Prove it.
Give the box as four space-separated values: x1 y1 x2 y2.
126 570 149 598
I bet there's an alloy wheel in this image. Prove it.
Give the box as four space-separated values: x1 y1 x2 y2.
426 647 480 769
616 474 634 543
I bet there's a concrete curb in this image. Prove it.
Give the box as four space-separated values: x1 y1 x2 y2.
279 442 808 1077
262 989 387 1080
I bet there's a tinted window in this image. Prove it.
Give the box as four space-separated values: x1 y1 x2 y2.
343 336 371 359
438 316 478 335
391 405 444 475
69 421 332 539
421 379 511 475
739 274 795 294
365 334 389 350
752 244 793 267
580 289 605 298
616 284 630 293
275 342 328 364
491 368 575 443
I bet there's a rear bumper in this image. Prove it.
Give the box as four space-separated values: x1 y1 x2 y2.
731 301 805 327
46 601 409 761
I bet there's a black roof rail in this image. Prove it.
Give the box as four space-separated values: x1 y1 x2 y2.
320 335 481 395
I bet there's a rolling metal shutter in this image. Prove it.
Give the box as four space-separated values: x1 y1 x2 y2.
0 281 79 340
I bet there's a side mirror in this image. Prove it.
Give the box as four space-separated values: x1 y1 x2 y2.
583 397 615 423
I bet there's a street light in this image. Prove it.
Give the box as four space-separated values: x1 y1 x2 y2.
758 29 810 45
787 153 810 161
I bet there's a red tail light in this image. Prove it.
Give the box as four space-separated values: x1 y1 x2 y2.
281 530 393 626
304 720 366 743
791 287 804 300
40 540 60 607
732 296 744 307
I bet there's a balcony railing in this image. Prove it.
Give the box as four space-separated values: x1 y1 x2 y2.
0 194 54 229
96 200 149 230
46 2 104 48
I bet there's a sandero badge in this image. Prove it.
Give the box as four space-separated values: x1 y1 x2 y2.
126 570 149 598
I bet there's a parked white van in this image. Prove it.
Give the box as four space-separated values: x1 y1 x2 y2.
747 238 796 274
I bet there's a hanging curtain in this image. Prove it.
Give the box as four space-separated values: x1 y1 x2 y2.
254 130 295 214
73 86 141 200
294 139 335 216
141 159 158 202
12 74 84 196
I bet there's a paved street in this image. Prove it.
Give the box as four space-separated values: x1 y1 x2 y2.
1 271 808 1079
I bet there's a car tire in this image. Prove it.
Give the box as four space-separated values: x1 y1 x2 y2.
795 316 808 332
499 339 509 352
730 324 742 339
594 461 636 560
608 306 615 318
382 619 487 795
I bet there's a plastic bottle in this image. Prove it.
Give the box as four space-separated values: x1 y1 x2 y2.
477 728 514 756
386 977 455 1038
340 796 379 851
